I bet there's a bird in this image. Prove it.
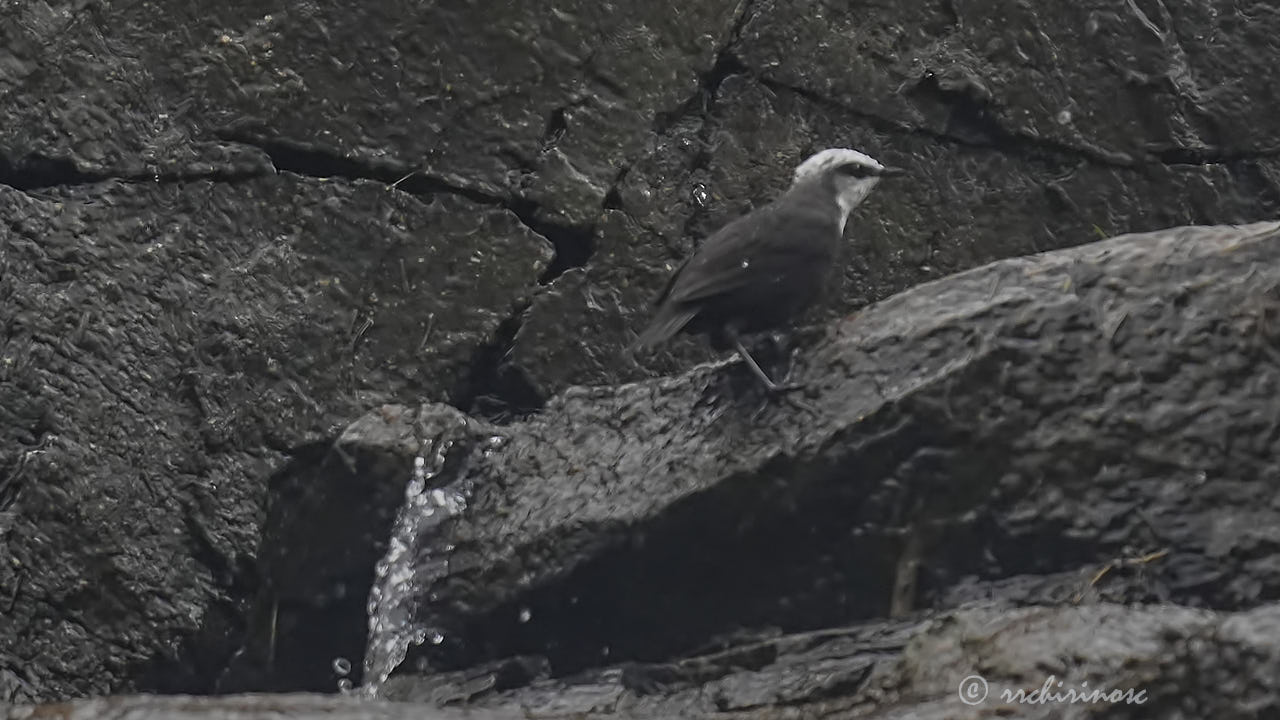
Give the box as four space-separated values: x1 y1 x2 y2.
631 147 900 392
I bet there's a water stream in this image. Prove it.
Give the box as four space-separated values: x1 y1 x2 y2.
358 435 468 696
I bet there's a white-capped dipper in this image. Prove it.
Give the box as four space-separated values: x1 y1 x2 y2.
632 148 901 392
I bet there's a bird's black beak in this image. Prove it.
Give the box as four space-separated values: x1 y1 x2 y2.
878 166 907 177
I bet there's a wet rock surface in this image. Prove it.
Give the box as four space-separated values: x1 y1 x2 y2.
3 0 1280 713
16 600 1280 718
0 177 549 700
377 601 1280 719
366 222 1280 687
2 694 526 720
192 221 1280 717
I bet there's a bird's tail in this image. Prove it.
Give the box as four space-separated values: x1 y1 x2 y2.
628 305 699 354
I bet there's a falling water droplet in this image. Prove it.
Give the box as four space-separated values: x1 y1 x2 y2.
332 657 352 676
518 608 532 623
430 629 446 645
691 183 710 207
337 678 354 693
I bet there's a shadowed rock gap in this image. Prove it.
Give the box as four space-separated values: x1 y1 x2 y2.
417 410 922 677
454 306 545 422
0 153 104 189
0 152 267 191
212 437 414 695
136 440 336 696
236 137 595 285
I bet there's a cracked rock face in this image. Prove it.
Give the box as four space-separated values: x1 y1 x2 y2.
4 0 1280 710
503 0 1280 404
9 0 1277 416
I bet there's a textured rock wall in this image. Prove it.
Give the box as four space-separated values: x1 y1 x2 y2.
3 0 1280 707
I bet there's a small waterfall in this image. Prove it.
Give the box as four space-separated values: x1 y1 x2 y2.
358 434 469 696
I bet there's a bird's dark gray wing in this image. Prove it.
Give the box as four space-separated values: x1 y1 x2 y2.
663 198 837 305
633 192 839 349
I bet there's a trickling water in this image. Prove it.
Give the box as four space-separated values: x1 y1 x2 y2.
359 436 471 696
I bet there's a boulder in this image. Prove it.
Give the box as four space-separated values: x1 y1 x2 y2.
250 221 1280 715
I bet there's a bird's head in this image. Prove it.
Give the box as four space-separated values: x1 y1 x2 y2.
791 147 902 221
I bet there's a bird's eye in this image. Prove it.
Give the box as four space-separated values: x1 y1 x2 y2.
837 164 874 178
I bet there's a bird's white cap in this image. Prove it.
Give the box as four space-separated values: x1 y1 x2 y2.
792 148 886 184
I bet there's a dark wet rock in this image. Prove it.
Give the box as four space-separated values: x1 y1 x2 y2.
0 0 741 219
0 177 548 702
497 266 635 406
365 221 1280 690
737 0 1280 163
14 601 1280 717
1 599 1273 718
368 600 1280 719
5 0 1280 710
2 693 526 720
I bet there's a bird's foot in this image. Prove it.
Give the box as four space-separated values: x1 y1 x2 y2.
773 359 809 392
762 378 806 394
732 335 807 395
751 379 819 420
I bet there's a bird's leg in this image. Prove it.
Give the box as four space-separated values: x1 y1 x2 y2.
726 327 804 393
